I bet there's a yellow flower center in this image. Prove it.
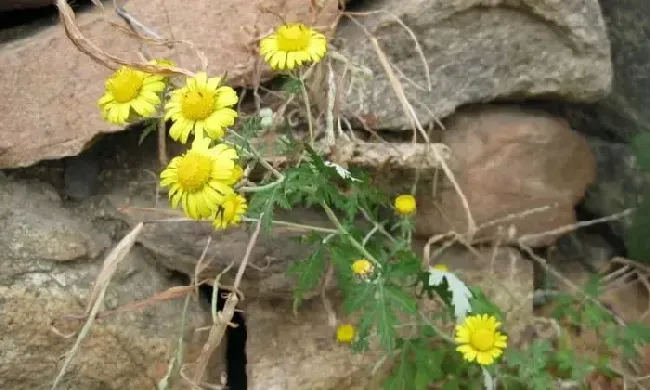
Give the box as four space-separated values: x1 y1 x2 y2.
351 259 373 275
394 194 417 215
177 152 213 191
336 324 355 343
276 24 311 52
107 68 144 103
181 90 215 120
470 328 495 352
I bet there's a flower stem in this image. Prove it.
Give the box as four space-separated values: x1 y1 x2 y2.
238 180 282 193
242 217 339 235
320 202 381 267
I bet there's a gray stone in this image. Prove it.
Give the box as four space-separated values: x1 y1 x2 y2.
0 176 214 390
0 176 111 275
327 0 611 130
554 0 650 142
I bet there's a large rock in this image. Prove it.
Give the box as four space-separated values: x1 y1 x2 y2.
0 0 339 169
413 105 596 246
552 0 650 142
329 0 611 130
0 174 214 390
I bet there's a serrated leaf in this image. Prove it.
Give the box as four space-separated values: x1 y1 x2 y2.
375 282 399 350
289 246 326 312
341 284 373 314
138 119 158 145
414 348 444 385
282 76 303 94
632 132 650 171
384 283 417 315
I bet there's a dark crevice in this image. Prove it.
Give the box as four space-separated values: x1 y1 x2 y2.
198 284 248 390
0 1 94 31
574 200 628 258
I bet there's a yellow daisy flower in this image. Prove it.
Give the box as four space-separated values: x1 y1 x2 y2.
165 72 238 143
336 324 355 344
98 66 165 125
212 193 248 230
394 194 416 215
455 314 508 365
351 259 373 276
160 137 238 220
260 23 327 71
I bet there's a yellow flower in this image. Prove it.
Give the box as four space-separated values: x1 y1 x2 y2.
260 23 327 71
394 194 416 215
455 314 508 365
224 165 244 186
165 72 238 143
336 324 355 344
212 193 248 230
160 137 238 220
98 66 165 125
433 263 449 272
351 259 373 276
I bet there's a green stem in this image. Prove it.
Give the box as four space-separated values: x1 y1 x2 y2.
229 130 285 180
238 180 283 193
300 80 314 146
320 202 381 267
242 217 339 235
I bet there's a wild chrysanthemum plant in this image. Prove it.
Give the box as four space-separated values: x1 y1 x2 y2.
92 22 650 390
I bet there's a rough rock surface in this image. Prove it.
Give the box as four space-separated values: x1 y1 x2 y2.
0 174 214 390
331 0 611 130
552 0 650 142
246 298 381 390
0 0 339 169
413 105 596 247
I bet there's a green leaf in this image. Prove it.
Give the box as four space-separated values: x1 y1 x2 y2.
289 243 326 312
247 183 284 234
468 287 504 321
375 282 399 350
384 283 417 315
440 378 460 390
281 75 304 94
632 132 650 171
138 118 158 145
626 199 650 263
384 341 415 390
414 348 444 386
341 283 373 314
582 302 613 329
583 274 601 298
